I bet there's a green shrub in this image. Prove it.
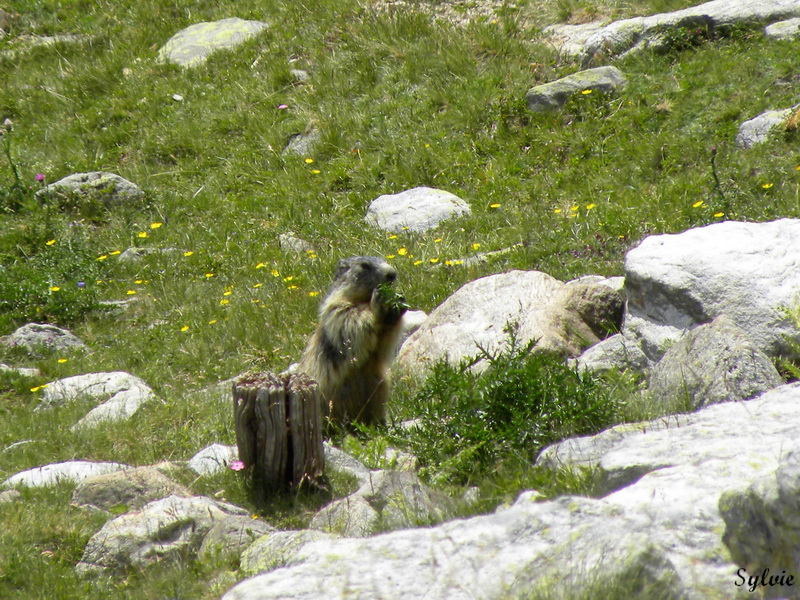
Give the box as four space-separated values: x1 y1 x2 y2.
394 327 619 485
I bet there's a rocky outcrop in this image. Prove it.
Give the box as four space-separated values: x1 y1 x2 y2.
545 0 800 64
735 105 798 148
223 383 800 600
35 172 145 208
622 218 800 363
764 16 800 38
365 187 471 233
2 323 87 355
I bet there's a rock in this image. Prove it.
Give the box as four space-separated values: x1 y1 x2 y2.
2 323 87 355
397 272 621 371
0 33 93 59
289 68 310 83
735 105 797 148
719 449 800 578
623 219 800 363
37 371 156 429
365 187 471 233
323 443 371 485
117 246 182 263
199 517 275 563
353 470 447 530
35 172 145 208
545 0 800 64
282 128 322 156
648 315 783 411
0 489 22 504
3 461 130 489
224 383 800 600
188 443 239 476
278 231 314 253
571 333 649 374
0 363 41 378
240 530 338 575
71 466 192 512
308 494 379 537
764 16 800 38
76 494 251 574
158 17 270 68
525 66 627 113
398 310 427 349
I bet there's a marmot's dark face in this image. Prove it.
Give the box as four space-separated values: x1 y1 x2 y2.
334 256 397 301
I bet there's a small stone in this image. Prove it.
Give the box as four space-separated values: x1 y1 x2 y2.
365 187 471 233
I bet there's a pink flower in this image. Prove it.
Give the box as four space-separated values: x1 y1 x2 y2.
35 173 45 182
230 460 246 471
277 104 288 110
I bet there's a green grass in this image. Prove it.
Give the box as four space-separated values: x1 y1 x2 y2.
1 0 799 596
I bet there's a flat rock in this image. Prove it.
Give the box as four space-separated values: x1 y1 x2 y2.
199 517 275 563
240 530 338 575
648 315 783 410
764 15 800 37
282 128 322 156
188 443 239 476
35 172 145 208
526 66 627 112
2 323 87 355
735 105 797 148
223 383 800 600
308 495 379 537
365 187 471 233
3 461 130 489
0 363 41 378
71 466 192 512
76 494 251 573
158 17 269 68
571 333 649 374
623 219 800 363
37 371 156 429
278 231 314 253
545 0 800 64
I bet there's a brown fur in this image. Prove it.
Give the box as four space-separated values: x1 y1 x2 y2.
298 256 407 428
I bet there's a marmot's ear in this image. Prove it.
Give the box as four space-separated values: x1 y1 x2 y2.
334 259 350 281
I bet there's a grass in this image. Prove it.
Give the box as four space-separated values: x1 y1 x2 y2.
1 0 799 596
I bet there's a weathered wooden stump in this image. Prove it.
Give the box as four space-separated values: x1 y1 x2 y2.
233 372 325 492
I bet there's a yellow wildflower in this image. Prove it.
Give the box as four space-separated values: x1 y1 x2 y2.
489 203 501 208
97 255 108 261
255 262 266 269
109 250 122 256
397 247 408 256
309 291 320 297
304 158 314 164
220 299 230 305
150 222 163 229
126 290 136 295
138 232 148 238
472 243 480 251
50 286 60 292
413 260 423 266
762 183 774 189
430 258 440 264
181 325 190 332
46 239 56 246
692 201 704 208
184 251 194 257
586 203 596 210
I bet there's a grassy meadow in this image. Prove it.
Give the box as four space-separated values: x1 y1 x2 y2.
1 0 799 597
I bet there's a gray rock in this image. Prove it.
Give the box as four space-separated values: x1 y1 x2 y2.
289 68 310 83
764 16 800 38
188 443 239 477
525 66 627 112
278 231 314 253
398 272 621 371
308 494 379 537
323 443 371 485
3 461 130 489
76 494 251 573
71 466 192 512
37 371 156 429
282 128 322 156
623 219 800 363
35 172 145 208
546 0 800 64
648 315 783 411
158 17 270 68
0 363 41 378
0 489 21 504
2 323 87 355
353 470 447 530
224 383 800 600
0 33 93 59
240 530 338 575
199 517 275 563
117 246 182 263
365 187 471 233
735 105 797 148
572 333 649 374
397 310 427 350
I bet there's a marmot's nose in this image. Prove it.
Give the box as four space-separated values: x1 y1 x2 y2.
385 270 397 283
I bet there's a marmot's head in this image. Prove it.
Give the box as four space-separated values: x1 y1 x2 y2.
331 256 397 302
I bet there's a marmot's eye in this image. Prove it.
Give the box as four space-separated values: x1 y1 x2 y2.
360 261 373 271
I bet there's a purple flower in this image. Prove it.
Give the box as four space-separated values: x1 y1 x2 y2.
35 173 45 182
230 460 246 472
77 281 86 289
277 104 288 110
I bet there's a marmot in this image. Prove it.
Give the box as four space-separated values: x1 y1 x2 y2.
298 256 408 428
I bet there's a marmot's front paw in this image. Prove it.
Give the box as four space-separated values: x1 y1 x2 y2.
374 283 409 323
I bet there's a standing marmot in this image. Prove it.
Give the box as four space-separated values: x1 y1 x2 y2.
298 256 408 428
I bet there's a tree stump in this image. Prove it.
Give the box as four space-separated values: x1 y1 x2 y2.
233 372 325 492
